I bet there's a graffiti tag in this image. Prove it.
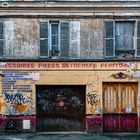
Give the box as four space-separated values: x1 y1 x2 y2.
4 93 26 104
87 92 100 106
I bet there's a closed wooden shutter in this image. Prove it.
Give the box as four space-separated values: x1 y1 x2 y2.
0 22 3 57
40 21 48 57
105 21 114 57
137 21 140 56
60 22 70 57
70 21 80 58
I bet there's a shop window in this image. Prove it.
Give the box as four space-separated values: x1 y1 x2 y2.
40 21 70 58
104 21 140 59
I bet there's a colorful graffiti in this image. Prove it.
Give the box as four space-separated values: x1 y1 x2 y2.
37 87 85 111
1 71 37 115
4 93 26 104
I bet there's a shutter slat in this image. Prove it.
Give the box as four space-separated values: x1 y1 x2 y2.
60 22 69 57
40 22 48 57
106 21 113 38
70 21 80 58
105 21 114 57
137 21 140 56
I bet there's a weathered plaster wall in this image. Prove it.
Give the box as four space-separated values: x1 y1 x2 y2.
4 18 39 59
3 18 104 59
80 19 104 59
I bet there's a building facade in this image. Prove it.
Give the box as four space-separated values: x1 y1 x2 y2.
0 0 140 133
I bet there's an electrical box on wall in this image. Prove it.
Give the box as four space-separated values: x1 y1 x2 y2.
23 120 31 130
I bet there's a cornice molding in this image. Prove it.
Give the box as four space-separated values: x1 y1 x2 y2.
0 1 140 17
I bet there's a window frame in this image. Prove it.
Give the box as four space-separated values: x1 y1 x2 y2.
49 21 60 57
104 20 136 58
39 20 70 58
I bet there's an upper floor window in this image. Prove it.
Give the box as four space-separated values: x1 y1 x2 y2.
40 21 70 58
105 21 140 59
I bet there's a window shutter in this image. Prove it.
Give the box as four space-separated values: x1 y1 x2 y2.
40 21 48 57
70 21 80 58
60 22 70 57
0 22 3 57
105 21 114 57
137 21 140 56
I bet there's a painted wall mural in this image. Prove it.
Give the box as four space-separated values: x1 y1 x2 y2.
1 71 39 115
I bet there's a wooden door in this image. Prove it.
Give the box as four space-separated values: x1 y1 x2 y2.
36 85 86 132
103 82 137 133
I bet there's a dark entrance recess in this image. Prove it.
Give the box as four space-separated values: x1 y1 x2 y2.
36 85 86 132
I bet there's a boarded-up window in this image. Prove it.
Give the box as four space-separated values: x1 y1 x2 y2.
0 22 3 57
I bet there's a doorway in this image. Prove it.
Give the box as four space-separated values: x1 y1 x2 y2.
36 85 86 132
103 82 138 132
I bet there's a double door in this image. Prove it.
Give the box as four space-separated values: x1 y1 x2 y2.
103 83 138 132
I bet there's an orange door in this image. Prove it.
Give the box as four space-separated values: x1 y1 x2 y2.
103 82 138 132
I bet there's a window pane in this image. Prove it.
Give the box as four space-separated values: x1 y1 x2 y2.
51 24 59 52
60 22 69 57
115 22 134 50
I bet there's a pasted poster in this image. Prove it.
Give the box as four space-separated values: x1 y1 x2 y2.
0 71 39 116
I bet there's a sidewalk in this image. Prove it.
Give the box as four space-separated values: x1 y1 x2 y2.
0 132 140 140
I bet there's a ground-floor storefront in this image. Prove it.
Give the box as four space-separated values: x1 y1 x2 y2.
0 61 140 133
